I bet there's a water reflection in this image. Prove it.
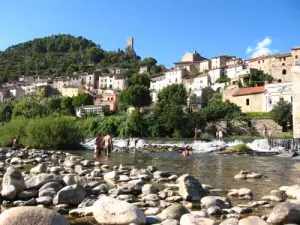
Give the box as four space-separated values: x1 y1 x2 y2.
74 150 299 199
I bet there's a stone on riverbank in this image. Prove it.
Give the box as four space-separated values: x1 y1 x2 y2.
0 206 70 225
1 166 25 200
30 163 48 174
219 218 239 225
285 185 300 199
92 196 146 225
159 204 190 221
53 184 86 206
239 216 268 225
25 173 60 189
177 174 207 201
267 201 300 224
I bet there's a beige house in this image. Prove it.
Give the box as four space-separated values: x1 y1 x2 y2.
61 86 81 97
247 47 300 82
223 86 265 112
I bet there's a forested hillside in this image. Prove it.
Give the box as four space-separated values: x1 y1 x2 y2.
0 34 162 83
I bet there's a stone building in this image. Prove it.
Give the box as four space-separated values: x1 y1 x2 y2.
292 59 300 138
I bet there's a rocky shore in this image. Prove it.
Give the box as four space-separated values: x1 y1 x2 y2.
0 148 300 224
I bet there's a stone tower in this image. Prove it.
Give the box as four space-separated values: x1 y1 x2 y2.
126 37 134 51
292 60 300 138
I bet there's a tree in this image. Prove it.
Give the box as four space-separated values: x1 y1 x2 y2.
86 47 104 63
200 93 242 121
119 85 151 110
72 93 94 108
0 102 13 122
12 97 49 118
158 84 187 105
60 97 75 115
141 57 157 67
270 100 292 131
119 109 146 137
130 73 150 87
47 98 62 112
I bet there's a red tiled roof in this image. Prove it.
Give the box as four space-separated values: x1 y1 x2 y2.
292 46 300 50
247 54 277 62
232 86 265 97
275 53 292 58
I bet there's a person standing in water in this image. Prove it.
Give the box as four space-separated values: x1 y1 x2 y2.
194 126 199 139
12 135 20 150
218 130 223 139
102 134 113 156
94 134 102 156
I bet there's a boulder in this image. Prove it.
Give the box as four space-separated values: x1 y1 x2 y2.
161 219 179 225
39 182 63 192
177 174 207 201
201 196 231 209
180 214 216 225
92 196 146 225
219 218 239 225
239 216 268 225
0 206 69 225
36 196 53 206
1 185 17 200
104 171 119 181
267 201 300 224
262 190 286 202
286 185 300 199
63 174 79 185
53 184 86 206
69 207 94 218
238 188 253 197
25 173 60 189
246 172 263 179
160 204 190 221
234 174 247 180
30 163 48 174
2 166 25 193
142 184 158 195
18 189 39 200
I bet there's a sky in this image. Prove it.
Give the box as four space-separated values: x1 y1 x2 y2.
0 0 300 67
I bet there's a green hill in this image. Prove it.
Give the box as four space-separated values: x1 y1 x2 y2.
0 34 162 83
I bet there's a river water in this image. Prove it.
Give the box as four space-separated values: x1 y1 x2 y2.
74 150 300 200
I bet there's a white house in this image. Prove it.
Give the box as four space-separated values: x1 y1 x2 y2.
264 82 292 112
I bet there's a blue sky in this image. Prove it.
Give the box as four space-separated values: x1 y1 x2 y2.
0 0 299 67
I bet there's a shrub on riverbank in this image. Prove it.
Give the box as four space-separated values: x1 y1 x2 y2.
0 116 84 149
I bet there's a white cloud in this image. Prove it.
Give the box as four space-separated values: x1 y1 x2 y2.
246 37 277 58
246 46 253 53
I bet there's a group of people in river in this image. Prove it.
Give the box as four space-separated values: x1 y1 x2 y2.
94 133 113 157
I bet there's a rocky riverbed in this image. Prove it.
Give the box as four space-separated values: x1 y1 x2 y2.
1 148 300 224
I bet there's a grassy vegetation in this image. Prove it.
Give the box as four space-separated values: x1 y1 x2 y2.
232 143 252 152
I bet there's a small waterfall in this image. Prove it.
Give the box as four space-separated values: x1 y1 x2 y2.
82 138 300 153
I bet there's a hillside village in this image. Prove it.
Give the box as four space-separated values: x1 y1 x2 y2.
0 37 299 118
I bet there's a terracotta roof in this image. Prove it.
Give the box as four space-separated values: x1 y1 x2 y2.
247 54 277 62
275 53 292 58
292 46 300 50
232 86 265 97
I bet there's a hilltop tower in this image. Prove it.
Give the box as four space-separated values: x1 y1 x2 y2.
126 37 134 51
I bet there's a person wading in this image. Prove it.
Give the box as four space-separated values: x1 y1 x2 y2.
102 134 113 157
181 147 192 157
94 134 102 157
12 135 20 150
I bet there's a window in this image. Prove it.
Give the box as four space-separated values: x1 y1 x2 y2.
282 63 285 66
263 60 264 63
296 55 299 59
175 78 178 82
284 57 286 61
246 98 250 106
105 79 107 82
282 69 287 75
268 97 272 106
258 61 260 64
89 77 91 80
291 96 293 102
280 97 284 101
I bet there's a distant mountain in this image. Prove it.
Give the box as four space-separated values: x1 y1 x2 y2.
0 34 162 83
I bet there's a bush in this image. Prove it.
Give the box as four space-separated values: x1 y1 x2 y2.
0 117 29 147
233 143 252 152
245 112 270 119
200 132 214 139
0 116 84 149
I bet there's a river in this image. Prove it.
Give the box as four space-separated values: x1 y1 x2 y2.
74 150 300 200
